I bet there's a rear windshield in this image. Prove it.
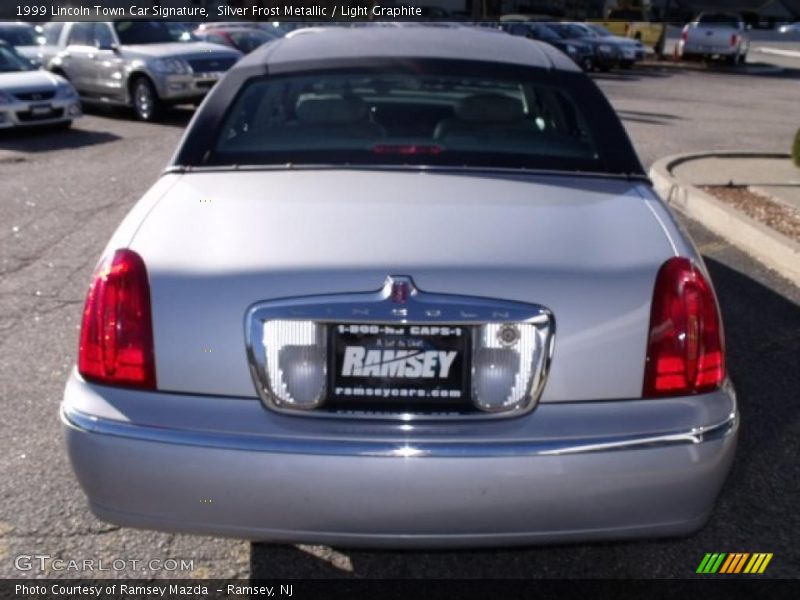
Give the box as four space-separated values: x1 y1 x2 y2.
210 71 606 172
548 23 592 39
697 14 741 27
228 31 272 53
114 21 186 45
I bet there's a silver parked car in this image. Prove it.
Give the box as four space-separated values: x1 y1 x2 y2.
0 41 81 130
43 21 242 120
61 27 737 548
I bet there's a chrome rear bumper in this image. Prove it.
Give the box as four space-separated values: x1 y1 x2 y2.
61 373 738 547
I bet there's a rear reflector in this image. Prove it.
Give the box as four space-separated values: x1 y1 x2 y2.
78 249 156 389
643 257 725 397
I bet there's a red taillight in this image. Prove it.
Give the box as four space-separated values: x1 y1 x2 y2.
78 249 156 389
643 257 725 398
681 27 689 43
730 33 739 46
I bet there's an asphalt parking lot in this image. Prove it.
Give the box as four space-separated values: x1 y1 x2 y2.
1 53 799 579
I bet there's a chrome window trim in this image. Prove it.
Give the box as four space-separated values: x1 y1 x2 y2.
244 276 556 421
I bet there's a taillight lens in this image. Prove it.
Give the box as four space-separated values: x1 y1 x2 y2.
78 249 156 389
643 257 725 398
681 27 689 42
730 34 739 46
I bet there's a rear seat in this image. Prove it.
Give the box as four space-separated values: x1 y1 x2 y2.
292 94 385 139
434 94 538 143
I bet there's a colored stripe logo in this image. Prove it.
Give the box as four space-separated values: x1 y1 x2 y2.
696 553 773 574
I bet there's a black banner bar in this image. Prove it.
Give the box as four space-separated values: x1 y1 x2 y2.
2 579 800 600
0 1 774 23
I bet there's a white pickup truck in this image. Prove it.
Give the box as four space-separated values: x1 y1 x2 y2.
678 12 750 65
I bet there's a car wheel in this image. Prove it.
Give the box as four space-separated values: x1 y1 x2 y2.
131 77 161 122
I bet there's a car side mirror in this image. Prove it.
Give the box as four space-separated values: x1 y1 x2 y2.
97 42 118 52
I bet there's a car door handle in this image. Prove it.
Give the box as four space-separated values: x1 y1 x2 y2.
88 53 97 60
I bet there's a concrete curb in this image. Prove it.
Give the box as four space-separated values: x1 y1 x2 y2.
649 152 800 288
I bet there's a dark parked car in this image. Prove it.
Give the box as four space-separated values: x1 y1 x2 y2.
571 22 645 66
546 22 620 71
502 22 595 71
193 27 281 54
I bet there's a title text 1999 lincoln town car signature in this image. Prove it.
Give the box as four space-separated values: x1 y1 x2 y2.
61 27 737 548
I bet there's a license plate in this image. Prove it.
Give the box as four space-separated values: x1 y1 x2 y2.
328 323 471 410
30 104 52 116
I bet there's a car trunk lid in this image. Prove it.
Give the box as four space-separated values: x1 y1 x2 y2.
128 169 675 403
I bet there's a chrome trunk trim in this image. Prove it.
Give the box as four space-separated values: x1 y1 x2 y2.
244 276 555 421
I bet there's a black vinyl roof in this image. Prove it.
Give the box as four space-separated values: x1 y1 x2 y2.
171 26 644 177
236 26 581 74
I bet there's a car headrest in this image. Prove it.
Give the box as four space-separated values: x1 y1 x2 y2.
295 95 369 125
455 94 525 124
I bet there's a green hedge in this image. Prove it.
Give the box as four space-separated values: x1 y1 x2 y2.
794 128 800 168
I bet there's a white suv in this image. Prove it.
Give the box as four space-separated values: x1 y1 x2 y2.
41 21 241 120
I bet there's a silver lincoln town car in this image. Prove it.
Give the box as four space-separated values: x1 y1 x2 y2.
62 26 738 547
